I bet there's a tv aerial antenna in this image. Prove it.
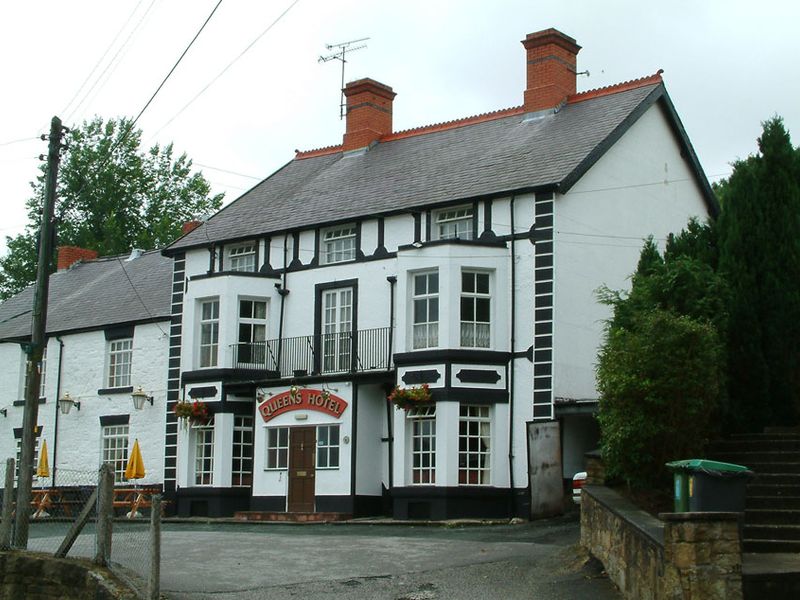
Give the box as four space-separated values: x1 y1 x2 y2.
319 37 370 119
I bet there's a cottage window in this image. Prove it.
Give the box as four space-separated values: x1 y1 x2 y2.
460 271 491 348
102 424 129 483
232 416 253 487
316 425 340 469
412 271 439 349
435 206 473 240
228 243 256 272
458 405 491 485
107 339 133 388
193 417 215 485
22 347 47 399
408 406 436 484
265 427 289 469
321 225 356 264
199 299 220 368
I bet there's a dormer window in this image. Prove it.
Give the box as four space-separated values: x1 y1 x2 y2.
322 225 356 264
228 243 256 272
435 206 473 240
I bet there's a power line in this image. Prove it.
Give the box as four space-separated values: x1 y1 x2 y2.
148 0 301 140
114 257 169 337
194 163 261 179
0 137 39 147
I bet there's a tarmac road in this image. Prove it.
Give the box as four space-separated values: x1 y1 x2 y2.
159 514 621 600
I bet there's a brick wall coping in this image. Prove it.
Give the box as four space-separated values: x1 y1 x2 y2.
659 511 743 523
584 485 664 547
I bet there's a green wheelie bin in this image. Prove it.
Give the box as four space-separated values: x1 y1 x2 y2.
666 459 753 512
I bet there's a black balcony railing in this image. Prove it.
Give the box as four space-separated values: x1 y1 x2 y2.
230 327 392 378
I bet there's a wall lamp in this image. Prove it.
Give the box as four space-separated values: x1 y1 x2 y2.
0 408 7 418
132 387 154 410
58 393 81 415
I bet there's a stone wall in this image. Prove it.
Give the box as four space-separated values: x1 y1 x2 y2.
581 485 743 599
0 552 136 600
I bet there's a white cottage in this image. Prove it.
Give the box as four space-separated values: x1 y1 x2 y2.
161 28 718 519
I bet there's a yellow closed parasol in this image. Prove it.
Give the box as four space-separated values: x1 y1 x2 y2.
125 438 145 481
36 439 50 479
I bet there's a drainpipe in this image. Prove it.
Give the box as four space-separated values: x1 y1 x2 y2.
52 337 64 488
276 234 290 373
508 195 517 517
385 276 397 492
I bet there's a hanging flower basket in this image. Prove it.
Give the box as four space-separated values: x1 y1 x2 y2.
174 400 209 427
388 384 432 410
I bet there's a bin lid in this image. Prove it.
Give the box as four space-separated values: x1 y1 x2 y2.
666 459 753 476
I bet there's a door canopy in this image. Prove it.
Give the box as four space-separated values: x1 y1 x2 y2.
258 387 348 423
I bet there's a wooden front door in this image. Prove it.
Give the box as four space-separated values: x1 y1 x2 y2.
288 427 316 512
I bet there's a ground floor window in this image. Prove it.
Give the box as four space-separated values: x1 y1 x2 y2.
102 424 129 483
232 416 253 487
265 427 289 469
316 425 340 469
15 436 40 482
408 406 436 484
193 418 215 485
458 405 491 485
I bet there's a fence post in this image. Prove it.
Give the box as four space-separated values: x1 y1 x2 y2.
0 458 15 549
94 463 114 566
148 495 162 600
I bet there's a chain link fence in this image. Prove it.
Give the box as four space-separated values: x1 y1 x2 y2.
0 459 161 598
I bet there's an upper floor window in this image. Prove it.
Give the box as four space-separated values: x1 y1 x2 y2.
107 339 133 388
322 225 356 264
412 271 439 349
22 347 47 399
237 299 267 366
199 299 220 368
461 271 491 348
228 243 256 272
435 206 473 240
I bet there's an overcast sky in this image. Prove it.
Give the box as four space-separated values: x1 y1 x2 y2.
1 0 797 257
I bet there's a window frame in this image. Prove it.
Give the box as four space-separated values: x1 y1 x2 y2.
15 436 40 483
460 270 492 348
21 346 47 400
228 243 257 273
407 406 436 485
198 298 220 369
102 424 130 483
265 426 289 470
321 224 357 265
232 415 254 487
458 405 491 486
192 417 215 486
316 424 340 469
434 206 474 241
107 338 133 389
237 298 268 366
411 270 439 350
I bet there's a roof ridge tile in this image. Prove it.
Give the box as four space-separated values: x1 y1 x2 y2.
567 70 664 104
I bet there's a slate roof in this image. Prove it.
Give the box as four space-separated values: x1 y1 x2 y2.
167 78 714 254
0 250 172 341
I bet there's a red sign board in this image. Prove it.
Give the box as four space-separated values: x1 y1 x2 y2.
258 388 348 423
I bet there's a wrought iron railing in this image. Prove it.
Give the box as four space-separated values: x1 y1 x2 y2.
230 327 392 378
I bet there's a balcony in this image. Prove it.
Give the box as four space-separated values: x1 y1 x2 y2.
230 327 393 378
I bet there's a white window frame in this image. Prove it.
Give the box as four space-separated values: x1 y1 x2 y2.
265 426 289 470
228 243 256 272
458 405 491 485
412 271 439 350
198 298 220 368
322 288 353 372
15 436 40 482
408 406 436 485
237 298 268 366
435 206 473 240
107 338 133 388
102 424 130 483
321 225 357 264
460 270 491 348
232 415 254 487
21 347 47 400
192 417 215 486
316 424 340 469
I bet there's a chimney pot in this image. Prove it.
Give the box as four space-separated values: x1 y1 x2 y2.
522 28 581 113
57 246 98 271
342 78 396 152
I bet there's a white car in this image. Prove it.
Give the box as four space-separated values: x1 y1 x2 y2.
572 471 587 504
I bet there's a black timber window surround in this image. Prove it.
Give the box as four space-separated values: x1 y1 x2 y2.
434 205 474 241
227 242 257 273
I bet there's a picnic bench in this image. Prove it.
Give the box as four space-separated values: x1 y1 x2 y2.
112 486 164 519
31 488 70 519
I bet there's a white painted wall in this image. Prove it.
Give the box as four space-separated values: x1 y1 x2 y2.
553 103 710 402
355 384 387 496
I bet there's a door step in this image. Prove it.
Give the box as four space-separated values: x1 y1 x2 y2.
233 511 352 523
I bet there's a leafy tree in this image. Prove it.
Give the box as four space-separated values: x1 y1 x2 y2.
0 117 223 299
597 220 727 487
717 117 800 431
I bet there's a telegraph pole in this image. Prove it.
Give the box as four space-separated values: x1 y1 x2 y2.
15 116 66 548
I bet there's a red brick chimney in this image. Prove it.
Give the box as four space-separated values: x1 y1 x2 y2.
182 219 202 235
522 28 581 113
342 78 396 152
57 246 98 271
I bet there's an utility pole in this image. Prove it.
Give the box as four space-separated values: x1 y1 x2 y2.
14 116 66 548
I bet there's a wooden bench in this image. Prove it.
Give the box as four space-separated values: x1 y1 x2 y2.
112 487 164 519
31 488 72 518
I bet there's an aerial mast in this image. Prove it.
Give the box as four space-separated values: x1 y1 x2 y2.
318 37 369 119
